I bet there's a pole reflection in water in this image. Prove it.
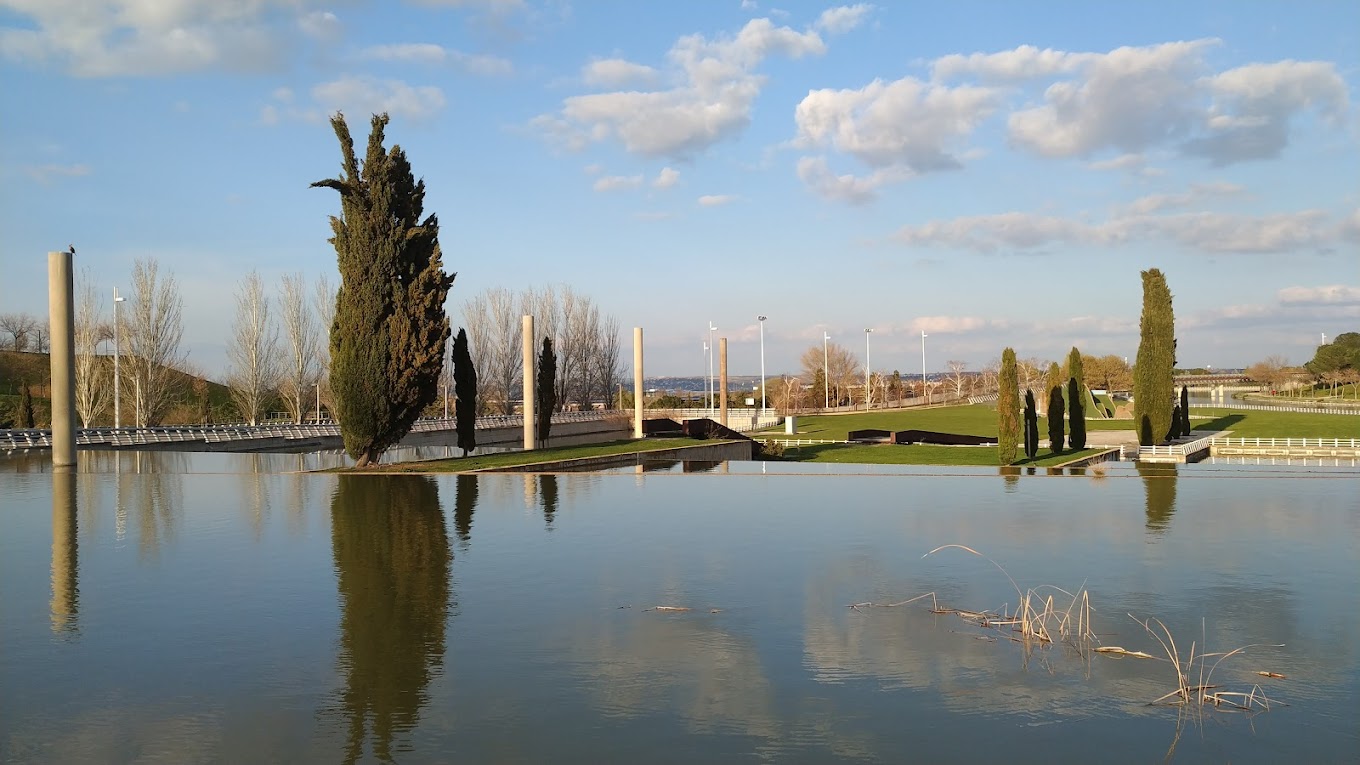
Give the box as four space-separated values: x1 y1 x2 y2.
50 467 79 636
453 474 478 545
327 475 451 765
1138 462 1178 534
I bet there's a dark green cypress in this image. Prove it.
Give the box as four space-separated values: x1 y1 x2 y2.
1180 385 1191 437
535 337 557 445
1023 388 1038 460
1047 384 1065 454
1067 376 1086 450
313 113 454 467
452 328 477 457
1134 268 1176 446
997 348 1021 465
19 382 34 429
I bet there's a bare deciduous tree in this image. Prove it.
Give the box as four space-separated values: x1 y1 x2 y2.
0 312 37 351
277 273 318 423
463 287 522 414
226 271 280 426
123 258 188 426
947 359 969 398
74 268 111 427
800 341 861 407
313 274 336 420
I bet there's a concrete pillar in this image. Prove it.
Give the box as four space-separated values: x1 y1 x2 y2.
50 466 78 634
522 315 535 450
719 337 728 427
48 251 77 467
633 327 644 439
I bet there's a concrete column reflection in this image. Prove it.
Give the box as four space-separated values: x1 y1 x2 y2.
50 467 79 635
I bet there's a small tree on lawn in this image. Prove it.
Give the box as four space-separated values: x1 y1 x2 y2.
1023 388 1038 460
535 337 557 446
997 348 1021 465
453 328 477 456
1047 383 1065 454
1067 376 1086 450
1179 385 1191 437
20 382 35 428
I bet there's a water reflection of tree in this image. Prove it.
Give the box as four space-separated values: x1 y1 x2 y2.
541 475 558 527
999 465 1020 492
1137 462 1178 533
453 474 478 544
329 475 451 764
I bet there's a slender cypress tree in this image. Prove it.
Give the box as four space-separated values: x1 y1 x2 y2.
1023 388 1039 460
1047 384 1065 454
19 382 35 429
1134 268 1176 446
313 113 454 467
1044 361 1063 413
1179 385 1191 437
535 337 557 445
997 348 1021 465
1166 404 1181 441
1068 376 1086 450
452 328 477 456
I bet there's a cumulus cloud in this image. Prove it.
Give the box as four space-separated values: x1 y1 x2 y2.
0 0 302 76
359 43 513 75
652 167 680 188
311 75 446 121
814 5 873 34
931 44 1095 82
698 194 737 207
298 10 341 42
1278 285 1360 305
535 17 828 157
791 75 998 198
582 58 659 88
892 205 1340 255
593 174 644 192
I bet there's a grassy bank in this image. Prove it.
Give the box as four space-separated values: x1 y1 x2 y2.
365 437 708 473
1188 408 1360 439
779 442 1105 467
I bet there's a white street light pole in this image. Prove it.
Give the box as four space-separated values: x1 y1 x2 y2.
113 289 126 429
702 340 709 411
757 315 767 417
864 328 873 410
921 330 928 404
823 331 830 409
315 382 322 422
708 321 717 412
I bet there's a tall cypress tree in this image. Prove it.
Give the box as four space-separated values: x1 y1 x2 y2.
1023 388 1038 460
1067 347 1086 450
1047 383 1065 454
313 113 454 467
1067 377 1086 450
1134 268 1176 446
535 337 557 445
452 328 477 457
19 382 35 429
1179 385 1191 437
997 347 1021 465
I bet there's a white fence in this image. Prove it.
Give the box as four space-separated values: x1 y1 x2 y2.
1212 437 1360 449
1137 434 1218 459
1191 403 1360 416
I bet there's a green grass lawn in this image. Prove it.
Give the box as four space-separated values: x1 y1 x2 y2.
1187 409 1360 439
367 437 708 473
780 442 1104 467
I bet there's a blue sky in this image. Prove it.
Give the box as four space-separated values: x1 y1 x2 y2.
1 0 1357 378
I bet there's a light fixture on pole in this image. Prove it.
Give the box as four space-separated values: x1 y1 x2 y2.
823 331 830 409
708 321 717 411
920 329 928 404
864 328 873 410
757 315 767 417
113 288 126 429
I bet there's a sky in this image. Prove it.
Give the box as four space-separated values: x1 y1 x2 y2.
1 0 1357 379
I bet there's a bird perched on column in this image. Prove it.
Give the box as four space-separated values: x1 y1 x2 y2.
68 244 76 255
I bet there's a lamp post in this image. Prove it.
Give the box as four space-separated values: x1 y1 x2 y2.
702 340 709 411
757 315 767 417
707 321 717 412
864 328 873 410
822 331 830 409
315 382 322 422
920 329 928 404
113 289 126 428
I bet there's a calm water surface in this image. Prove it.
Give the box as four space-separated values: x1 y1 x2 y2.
2 452 1357 763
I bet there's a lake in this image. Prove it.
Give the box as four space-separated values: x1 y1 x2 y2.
2 452 1357 763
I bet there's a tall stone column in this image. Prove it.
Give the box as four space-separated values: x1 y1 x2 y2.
633 327 643 439
719 337 728 427
522 315 535 450
48 251 77 467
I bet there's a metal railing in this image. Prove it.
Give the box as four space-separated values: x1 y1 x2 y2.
1137 434 1219 458
1191 403 1360 415
1212 437 1360 449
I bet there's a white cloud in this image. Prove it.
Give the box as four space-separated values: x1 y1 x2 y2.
311 75 446 122
593 174 644 192
814 5 873 35
932 44 1094 82
1121 181 1244 215
792 75 998 196
653 167 680 189
0 0 299 76
359 43 513 75
298 10 340 42
23 163 91 184
892 205 1339 255
1086 153 1164 177
1277 285 1360 305
698 194 737 207
582 58 659 88
536 17 827 157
